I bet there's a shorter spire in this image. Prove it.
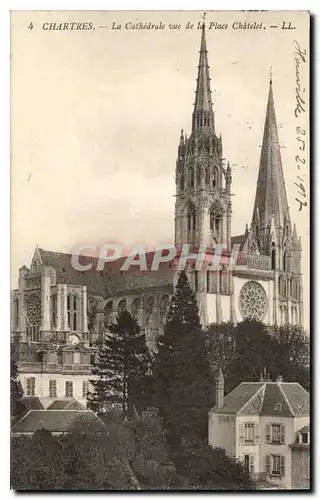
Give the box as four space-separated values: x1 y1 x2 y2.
180 129 184 146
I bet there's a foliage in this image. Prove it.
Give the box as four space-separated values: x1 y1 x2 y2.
10 358 26 422
153 271 213 451
87 310 151 418
173 440 254 490
206 319 310 392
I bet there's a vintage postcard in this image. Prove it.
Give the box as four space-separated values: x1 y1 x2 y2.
10 10 310 491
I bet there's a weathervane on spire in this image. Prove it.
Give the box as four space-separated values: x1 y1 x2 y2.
269 65 273 85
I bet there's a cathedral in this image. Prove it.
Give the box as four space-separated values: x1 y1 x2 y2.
11 24 303 405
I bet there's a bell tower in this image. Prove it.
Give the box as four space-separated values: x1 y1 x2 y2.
174 22 232 252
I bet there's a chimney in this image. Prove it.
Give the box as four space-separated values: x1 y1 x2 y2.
215 367 224 409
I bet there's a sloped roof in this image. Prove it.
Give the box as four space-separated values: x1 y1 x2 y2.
38 248 174 295
299 425 310 433
231 234 247 251
46 399 85 411
21 396 44 411
12 410 106 434
210 381 309 417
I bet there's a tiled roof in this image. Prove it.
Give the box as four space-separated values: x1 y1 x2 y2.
12 410 106 434
299 425 310 433
46 399 85 410
21 397 44 411
210 381 309 417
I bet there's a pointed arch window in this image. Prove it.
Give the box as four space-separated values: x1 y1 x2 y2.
206 165 210 185
196 166 201 187
180 173 185 192
283 249 290 272
212 167 219 189
187 204 196 231
278 275 286 298
189 168 194 189
290 277 298 299
271 242 276 270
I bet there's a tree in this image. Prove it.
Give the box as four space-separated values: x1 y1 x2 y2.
153 271 212 451
206 320 310 392
272 324 310 390
87 310 151 419
11 358 25 422
173 441 254 490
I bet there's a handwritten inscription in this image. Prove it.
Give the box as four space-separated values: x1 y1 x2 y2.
293 40 308 211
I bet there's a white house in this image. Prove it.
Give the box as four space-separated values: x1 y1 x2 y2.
208 370 309 489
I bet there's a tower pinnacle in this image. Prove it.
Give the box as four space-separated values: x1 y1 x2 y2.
192 21 215 133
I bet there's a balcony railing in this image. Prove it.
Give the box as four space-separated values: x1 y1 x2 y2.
236 253 271 271
18 361 93 374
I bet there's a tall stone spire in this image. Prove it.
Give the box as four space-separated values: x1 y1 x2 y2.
192 22 215 134
252 78 290 230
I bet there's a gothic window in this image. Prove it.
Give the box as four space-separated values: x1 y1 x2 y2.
160 295 170 321
271 243 276 270
283 250 289 272
187 204 196 231
104 300 113 324
131 297 141 319
180 173 185 192
67 294 78 331
190 168 194 189
215 218 221 235
146 296 155 324
207 271 211 292
212 169 216 188
67 294 71 328
51 294 57 328
239 281 268 320
212 167 219 189
278 275 286 298
197 166 201 187
206 165 210 185
290 277 298 299
220 267 229 294
194 271 199 292
117 299 126 314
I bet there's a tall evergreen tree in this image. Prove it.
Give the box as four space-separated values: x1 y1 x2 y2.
153 271 212 451
87 310 151 419
11 358 25 422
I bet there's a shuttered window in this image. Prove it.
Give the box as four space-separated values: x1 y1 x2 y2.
266 455 285 476
65 381 73 397
26 377 35 396
82 380 89 397
49 379 57 398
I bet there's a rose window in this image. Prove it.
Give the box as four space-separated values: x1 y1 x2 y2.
238 281 267 320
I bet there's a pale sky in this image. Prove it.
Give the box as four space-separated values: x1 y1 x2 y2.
11 10 309 325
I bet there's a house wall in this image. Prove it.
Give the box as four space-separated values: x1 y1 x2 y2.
291 447 310 489
208 412 236 457
235 415 261 474
18 371 96 407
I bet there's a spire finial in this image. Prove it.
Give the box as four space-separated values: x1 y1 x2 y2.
202 12 207 22
269 66 273 85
